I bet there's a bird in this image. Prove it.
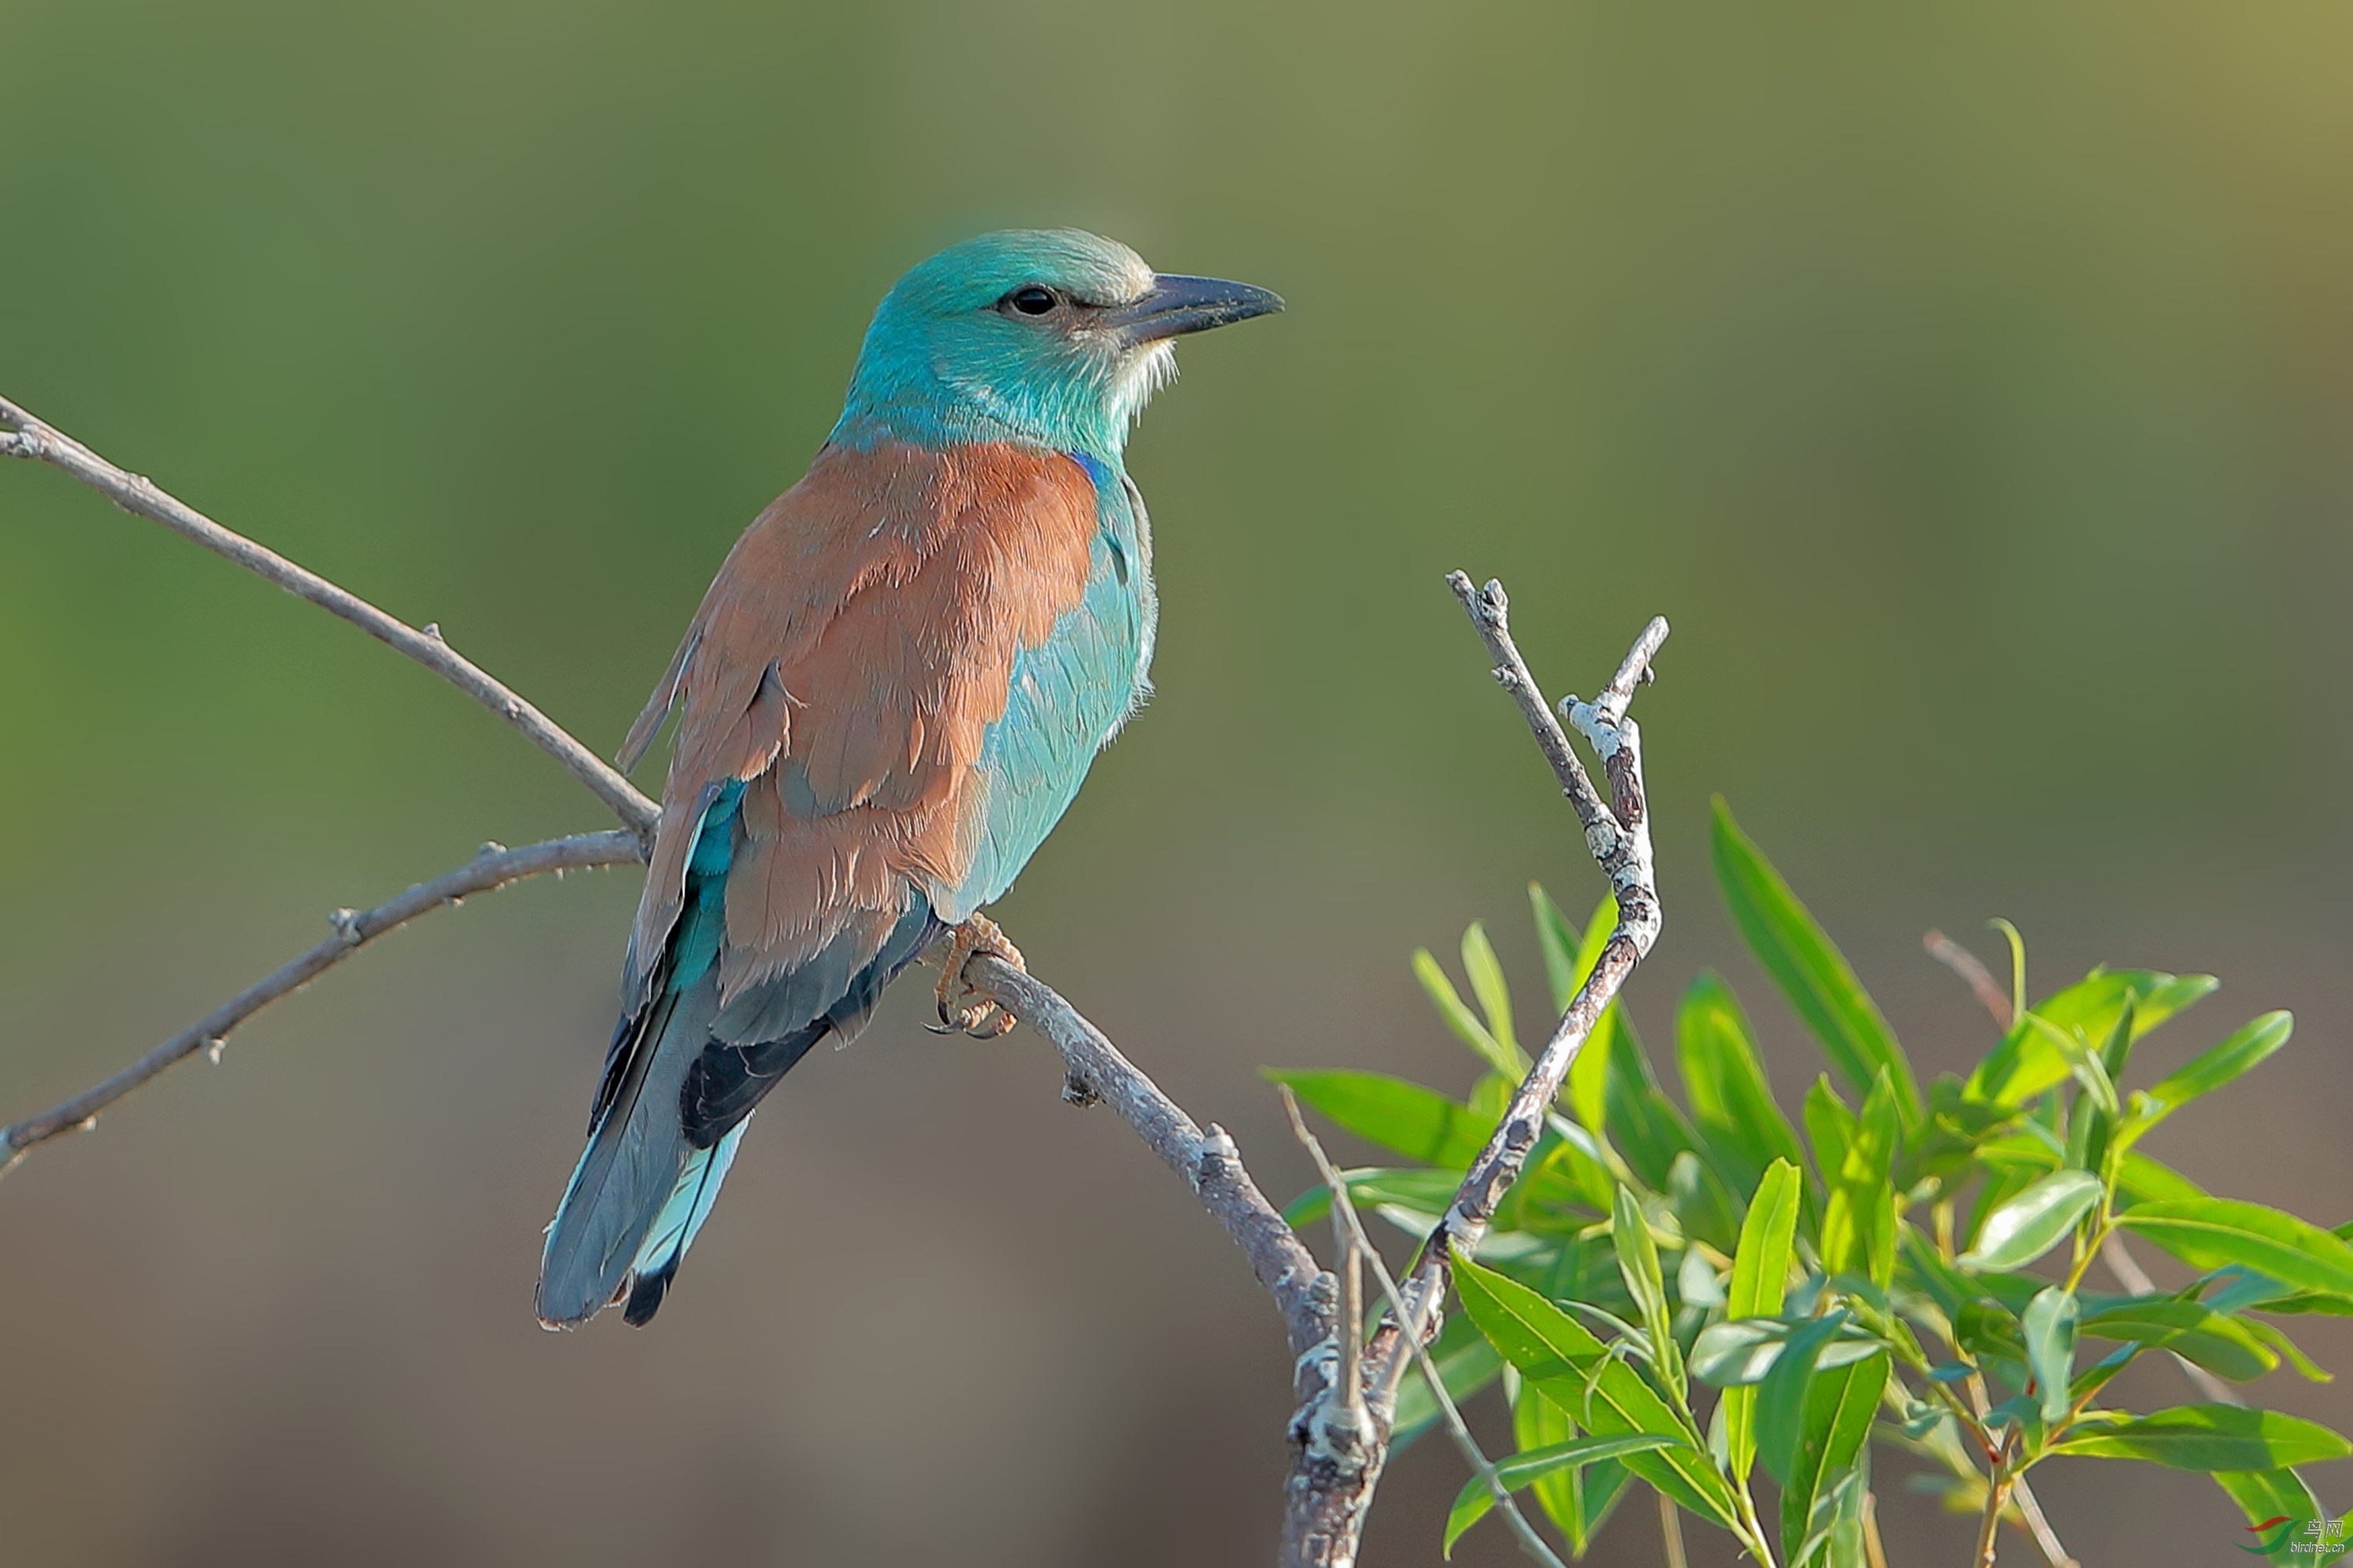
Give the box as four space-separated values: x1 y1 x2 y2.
535 229 1282 1329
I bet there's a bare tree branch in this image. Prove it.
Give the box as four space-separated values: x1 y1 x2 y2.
0 393 659 840
1925 928 2015 1030
963 954 1333 1361
1 830 644 1169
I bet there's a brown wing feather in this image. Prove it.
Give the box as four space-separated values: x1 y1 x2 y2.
625 440 1099 1009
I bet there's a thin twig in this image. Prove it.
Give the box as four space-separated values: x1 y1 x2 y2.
1924 930 2014 1030
1283 1088 1568 1568
1658 1494 1688 1568
2 830 644 1166
2008 1480 2079 1568
0 393 659 840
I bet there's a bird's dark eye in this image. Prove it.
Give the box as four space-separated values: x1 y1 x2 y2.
1001 285 1060 317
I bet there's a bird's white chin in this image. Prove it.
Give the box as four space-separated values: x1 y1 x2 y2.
1110 341 1180 428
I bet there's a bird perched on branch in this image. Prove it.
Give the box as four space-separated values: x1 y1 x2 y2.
537 230 1282 1327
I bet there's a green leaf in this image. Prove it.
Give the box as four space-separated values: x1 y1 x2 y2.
1778 1351 1887 1568
1668 1151 1742 1256
1730 1161 1804 1319
1757 1310 1849 1486
1529 883 1583 1016
1612 1184 1684 1395
2022 1286 2078 1422
1443 1433 1687 1555
1959 1169 2103 1270
1414 948 1524 1078
2051 1404 2351 1471
2215 1469 2326 1566
1393 1311 1506 1450
2016 1011 2118 1119
2113 1012 2294 1156
2244 1320 2333 1384
1968 968 2217 1107
1721 1158 1802 1477
2118 1199 2353 1298
1710 798 1922 1129
1262 1070 1496 1169
1603 1031 1700 1194
2080 1298 2279 1383
1804 1077 1856 1188
1509 1380 1578 1544
1676 972 1807 1196
1692 1318 1790 1386
1460 921 1520 1063
1451 1253 1741 1528
1819 1069 1900 1287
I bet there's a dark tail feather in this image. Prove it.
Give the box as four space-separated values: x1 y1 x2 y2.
535 975 720 1328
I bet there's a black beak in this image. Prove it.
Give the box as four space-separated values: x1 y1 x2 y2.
1106 274 1285 344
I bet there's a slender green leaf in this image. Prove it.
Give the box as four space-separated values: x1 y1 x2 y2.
1758 1311 1848 1485
1959 1169 2103 1270
1530 883 1583 1016
2015 1011 2118 1119
1710 798 1922 1129
1452 1253 1741 1527
2022 1287 2078 1422
1692 1318 1789 1387
1262 1070 1496 1169
2118 1200 2353 1298
2215 1470 2325 1567
1730 1161 1804 1319
1779 1351 1887 1568
1443 1433 1687 1555
1804 1077 1855 1184
2118 1150 2206 1206
1414 948 1523 1077
2244 1320 2333 1384
1675 972 1806 1194
2081 1298 2278 1383
2113 1012 2294 1157
1819 1069 1899 1286
1612 1185 1683 1393
1722 1158 1802 1477
2051 1405 2351 1471
1460 921 1520 1063
1668 1150 1742 1256
1509 1380 1578 1543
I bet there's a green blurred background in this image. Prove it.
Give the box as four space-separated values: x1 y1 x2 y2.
3 2 2348 1563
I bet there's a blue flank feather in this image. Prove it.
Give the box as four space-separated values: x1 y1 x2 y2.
946 461 1155 919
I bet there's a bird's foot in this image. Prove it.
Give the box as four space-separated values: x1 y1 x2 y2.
932 914 1025 1038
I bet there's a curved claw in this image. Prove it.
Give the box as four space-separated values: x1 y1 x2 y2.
934 914 1026 1039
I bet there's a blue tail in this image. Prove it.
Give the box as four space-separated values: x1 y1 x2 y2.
537 783 940 1328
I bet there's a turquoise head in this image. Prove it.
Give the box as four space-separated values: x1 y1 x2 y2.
831 229 1282 460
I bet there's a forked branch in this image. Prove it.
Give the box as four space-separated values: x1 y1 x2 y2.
1271 576 1670 1565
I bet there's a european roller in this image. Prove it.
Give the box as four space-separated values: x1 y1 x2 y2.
537 230 1282 1328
